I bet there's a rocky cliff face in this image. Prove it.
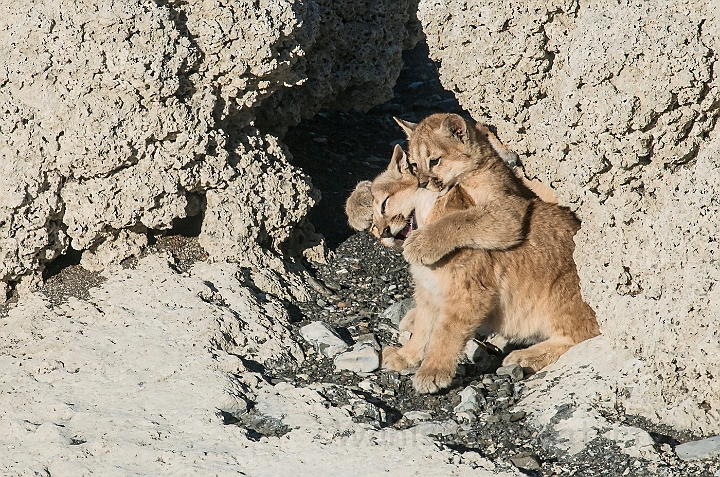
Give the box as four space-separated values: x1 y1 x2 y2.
419 0 720 433
0 0 420 295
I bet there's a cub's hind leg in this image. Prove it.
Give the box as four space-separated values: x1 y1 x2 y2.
504 299 599 374
502 338 575 374
413 288 495 394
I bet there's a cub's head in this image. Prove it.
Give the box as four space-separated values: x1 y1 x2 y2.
394 113 499 193
369 146 420 248
345 145 435 248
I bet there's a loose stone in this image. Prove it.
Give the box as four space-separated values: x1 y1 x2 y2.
509 451 542 471
454 385 486 414
354 333 381 351
334 343 380 373
412 420 459 436
404 410 433 422
299 321 348 358
305 275 334 297
464 339 490 363
379 298 415 326
496 364 524 381
357 378 383 395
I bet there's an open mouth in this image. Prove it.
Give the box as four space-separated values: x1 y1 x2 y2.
393 211 417 245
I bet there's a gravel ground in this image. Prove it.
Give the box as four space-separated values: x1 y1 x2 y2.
6 40 718 477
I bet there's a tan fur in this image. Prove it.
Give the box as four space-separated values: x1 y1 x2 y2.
394 114 536 266
345 180 374 231
363 163 599 393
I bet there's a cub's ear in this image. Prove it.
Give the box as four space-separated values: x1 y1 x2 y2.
441 114 468 143
345 180 374 231
393 117 417 137
388 144 409 177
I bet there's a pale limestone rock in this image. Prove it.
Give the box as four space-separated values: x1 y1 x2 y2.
418 0 720 434
0 0 420 290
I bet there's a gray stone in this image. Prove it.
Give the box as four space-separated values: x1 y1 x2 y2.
349 399 385 423
379 298 415 327
334 343 380 373
354 333 381 351
299 321 348 358
464 339 491 363
357 379 383 395
485 334 511 354
496 364 524 381
306 276 334 298
676 435 720 461
510 451 542 471
454 386 486 414
411 420 459 437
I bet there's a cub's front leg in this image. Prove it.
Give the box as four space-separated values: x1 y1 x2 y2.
382 303 437 372
403 198 529 265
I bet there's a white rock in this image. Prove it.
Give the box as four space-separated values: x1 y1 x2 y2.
300 321 348 358
411 420 460 437
454 386 486 413
675 435 720 461
465 339 488 363
354 333 381 351
357 379 383 395
334 343 380 373
404 411 433 422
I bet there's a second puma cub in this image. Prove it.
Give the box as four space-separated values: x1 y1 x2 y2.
394 114 534 267
347 151 599 394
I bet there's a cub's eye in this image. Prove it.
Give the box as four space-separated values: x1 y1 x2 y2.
429 157 440 168
381 197 389 215
408 162 417 175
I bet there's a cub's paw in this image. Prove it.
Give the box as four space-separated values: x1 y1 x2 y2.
412 363 455 394
403 230 447 265
382 346 410 371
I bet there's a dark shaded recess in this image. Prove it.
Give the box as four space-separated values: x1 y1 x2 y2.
168 212 204 238
42 247 83 281
284 38 468 249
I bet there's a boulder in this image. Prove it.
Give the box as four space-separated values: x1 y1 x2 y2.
0 0 421 293
418 0 720 434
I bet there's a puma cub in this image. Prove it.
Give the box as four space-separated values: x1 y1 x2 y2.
394 113 535 267
346 147 599 394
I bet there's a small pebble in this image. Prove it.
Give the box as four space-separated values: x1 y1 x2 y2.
510 451 542 471
358 378 383 395
306 275 334 297
496 364 524 381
